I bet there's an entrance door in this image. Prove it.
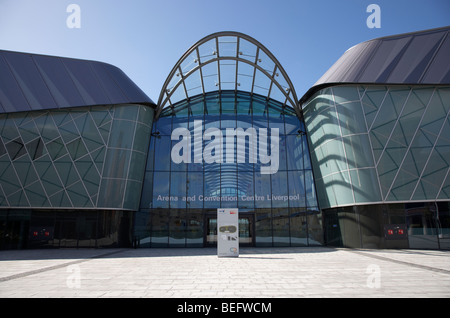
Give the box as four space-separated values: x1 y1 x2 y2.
205 214 254 247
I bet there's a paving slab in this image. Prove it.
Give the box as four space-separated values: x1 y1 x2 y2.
0 247 449 298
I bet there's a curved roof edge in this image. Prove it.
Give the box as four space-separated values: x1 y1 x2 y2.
0 50 155 114
157 31 300 118
300 26 450 105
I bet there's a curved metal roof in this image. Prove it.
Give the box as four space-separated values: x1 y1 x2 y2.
157 31 299 118
0 50 155 114
300 26 450 104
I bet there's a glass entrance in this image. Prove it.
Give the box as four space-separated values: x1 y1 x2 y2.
205 214 254 247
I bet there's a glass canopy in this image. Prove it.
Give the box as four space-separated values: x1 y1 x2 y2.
157 31 299 118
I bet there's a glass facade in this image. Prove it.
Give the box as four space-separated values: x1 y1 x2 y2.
303 85 450 209
0 209 133 249
303 85 450 250
0 104 154 249
323 202 450 250
134 91 323 247
1 31 449 251
0 104 154 210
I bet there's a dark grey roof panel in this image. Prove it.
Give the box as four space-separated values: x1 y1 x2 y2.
422 32 450 83
62 57 112 105
0 53 30 113
300 26 450 104
0 50 155 114
33 54 86 108
102 62 152 102
357 35 413 83
2 51 58 111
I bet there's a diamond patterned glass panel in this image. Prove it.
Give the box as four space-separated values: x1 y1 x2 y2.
34 113 59 142
6 138 26 160
0 139 6 157
46 137 67 160
303 85 450 209
59 120 79 143
0 161 21 194
66 181 92 208
66 138 88 161
0 104 154 209
18 120 40 143
25 181 49 207
26 138 45 160
13 155 38 187
54 154 80 187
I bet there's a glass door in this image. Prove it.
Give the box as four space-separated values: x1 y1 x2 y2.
205 217 217 246
239 217 253 245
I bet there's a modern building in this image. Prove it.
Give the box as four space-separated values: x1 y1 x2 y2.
0 27 449 250
301 26 450 250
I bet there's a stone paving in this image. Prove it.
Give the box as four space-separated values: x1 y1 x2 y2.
0 247 449 298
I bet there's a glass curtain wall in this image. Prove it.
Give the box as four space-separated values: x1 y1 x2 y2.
135 91 323 247
0 104 154 211
0 209 132 249
303 84 450 250
303 85 450 209
323 202 450 250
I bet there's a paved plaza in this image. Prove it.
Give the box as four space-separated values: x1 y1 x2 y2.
0 247 449 298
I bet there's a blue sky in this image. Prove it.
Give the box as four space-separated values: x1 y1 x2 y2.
0 0 449 103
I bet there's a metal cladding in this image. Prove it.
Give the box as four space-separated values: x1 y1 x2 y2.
0 50 155 113
300 26 450 104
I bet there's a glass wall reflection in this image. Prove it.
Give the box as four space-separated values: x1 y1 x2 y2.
322 202 450 250
136 91 323 247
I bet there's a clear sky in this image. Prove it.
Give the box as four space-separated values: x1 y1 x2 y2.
0 0 449 103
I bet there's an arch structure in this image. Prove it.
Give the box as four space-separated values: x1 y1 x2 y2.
157 31 299 118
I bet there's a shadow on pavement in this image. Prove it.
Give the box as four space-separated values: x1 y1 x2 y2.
0 246 337 261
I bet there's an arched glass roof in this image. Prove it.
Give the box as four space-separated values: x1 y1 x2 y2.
157 31 299 118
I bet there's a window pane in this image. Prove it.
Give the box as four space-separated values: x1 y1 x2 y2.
204 171 220 208
290 209 307 246
255 208 272 247
170 171 186 209
407 204 439 249
307 209 324 246
254 172 271 208
288 170 306 208
153 172 170 208
286 135 303 170
271 170 288 207
187 171 203 209
273 208 289 246
154 136 171 171
221 164 237 208
285 110 302 135
154 116 172 135
169 209 186 247
186 209 203 247
305 170 317 208
151 208 168 247
238 171 254 209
